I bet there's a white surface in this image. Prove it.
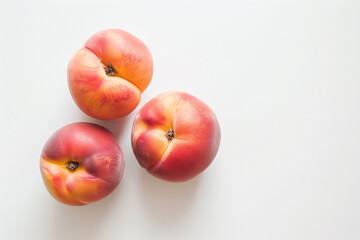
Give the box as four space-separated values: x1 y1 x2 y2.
1 0 360 239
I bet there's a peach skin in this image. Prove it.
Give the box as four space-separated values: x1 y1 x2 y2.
40 123 124 206
68 29 153 120
131 91 221 182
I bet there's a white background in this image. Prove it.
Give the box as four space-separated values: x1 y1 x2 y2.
1 0 360 239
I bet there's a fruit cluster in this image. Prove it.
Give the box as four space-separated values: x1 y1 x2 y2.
40 29 221 206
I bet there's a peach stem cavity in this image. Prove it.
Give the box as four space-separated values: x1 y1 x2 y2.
166 129 175 141
104 64 116 76
66 161 79 171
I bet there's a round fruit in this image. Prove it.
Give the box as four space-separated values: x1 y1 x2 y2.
40 122 124 206
131 91 221 182
68 29 153 120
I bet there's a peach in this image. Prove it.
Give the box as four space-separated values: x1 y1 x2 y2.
40 123 124 206
68 29 153 120
131 91 221 182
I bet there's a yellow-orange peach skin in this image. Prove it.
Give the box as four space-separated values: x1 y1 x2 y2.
40 123 124 206
131 91 221 182
68 29 153 120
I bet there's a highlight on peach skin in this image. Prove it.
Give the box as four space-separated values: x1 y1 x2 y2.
131 91 221 182
68 29 153 120
40 122 124 206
